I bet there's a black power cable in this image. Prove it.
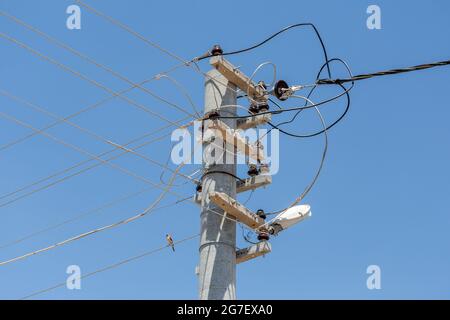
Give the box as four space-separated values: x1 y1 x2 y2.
210 83 352 121
200 170 245 183
269 58 354 138
195 23 332 78
317 59 450 84
268 84 350 138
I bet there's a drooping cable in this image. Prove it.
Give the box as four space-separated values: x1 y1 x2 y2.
264 101 329 217
194 23 332 78
268 58 354 138
200 170 245 183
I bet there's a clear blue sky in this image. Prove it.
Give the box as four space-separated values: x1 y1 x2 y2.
0 0 449 299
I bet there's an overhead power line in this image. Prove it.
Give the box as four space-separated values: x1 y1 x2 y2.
0 31 189 128
267 58 353 139
0 110 189 209
317 59 450 84
0 72 185 153
75 0 188 65
0 89 196 184
0 122 187 207
20 233 200 300
75 0 241 95
0 10 198 118
1 0 449 299
0 188 193 251
194 22 332 79
0 164 183 267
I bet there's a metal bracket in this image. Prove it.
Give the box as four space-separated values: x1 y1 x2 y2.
207 120 264 162
194 175 272 205
236 241 271 264
210 56 266 100
209 192 265 229
236 175 272 193
236 114 272 130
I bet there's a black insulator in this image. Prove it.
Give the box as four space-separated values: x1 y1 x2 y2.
274 80 290 101
258 103 269 112
256 209 266 220
249 104 259 114
257 232 270 241
249 101 269 114
247 164 259 177
196 184 202 192
210 44 223 56
205 110 220 120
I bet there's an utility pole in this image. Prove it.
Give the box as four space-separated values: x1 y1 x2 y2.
199 66 238 300
198 49 275 300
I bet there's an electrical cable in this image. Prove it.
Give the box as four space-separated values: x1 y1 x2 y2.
0 111 190 208
208 84 352 120
75 0 188 64
245 61 277 105
0 68 186 153
317 59 450 84
0 164 184 267
0 189 193 250
0 120 188 205
0 89 196 184
264 101 329 217
155 74 201 117
20 233 200 300
200 170 245 183
0 130 193 210
268 58 354 138
0 10 197 119
194 23 332 78
0 32 190 129
241 224 259 245
8 9 446 279
74 0 242 96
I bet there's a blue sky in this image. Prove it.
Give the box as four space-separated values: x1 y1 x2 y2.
0 0 449 299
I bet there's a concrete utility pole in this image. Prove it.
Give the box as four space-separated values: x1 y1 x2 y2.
199 68 237 300
197 51 275 300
